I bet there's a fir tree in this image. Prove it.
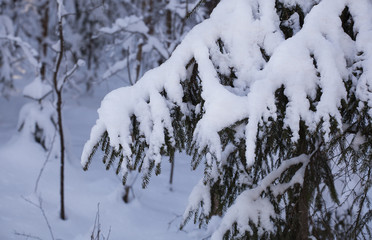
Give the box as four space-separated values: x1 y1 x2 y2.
82 0 372 239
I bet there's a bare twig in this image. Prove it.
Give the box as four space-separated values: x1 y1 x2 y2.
121 171 139 203
53 3 67 220
21 196 55 240
14 231 43 240
34 130 57 193
106 227 111 240
167 213 182 230
134 42 143 83
91 203 111 240
58 60 84 90
185 0 205 20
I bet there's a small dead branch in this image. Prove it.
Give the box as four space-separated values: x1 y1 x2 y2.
14 231 43 240
91 203 111 240
167 213 182 230
21 196 55 240
34 130 57 193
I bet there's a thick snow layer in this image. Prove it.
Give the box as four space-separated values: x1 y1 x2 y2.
82 0 371 172
183 179 211 220
100 15 149 35
1 0 371 238
349 0 372 116
17 101 56 150
23 77 52 100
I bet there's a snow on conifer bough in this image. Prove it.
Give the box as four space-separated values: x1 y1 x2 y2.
82 0 372 239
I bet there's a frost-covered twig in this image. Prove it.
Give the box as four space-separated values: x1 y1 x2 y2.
99 16 148 35
0 34 39 68
102 55 133 81
58 59 85 90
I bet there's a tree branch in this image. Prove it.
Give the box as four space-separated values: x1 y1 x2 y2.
21 196 55 240
34 129 57 193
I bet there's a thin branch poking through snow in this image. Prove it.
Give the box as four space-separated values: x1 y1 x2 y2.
21 196 55 240
13 231 43 240
90 203 111 240
34 130 57 193
167 213 182 230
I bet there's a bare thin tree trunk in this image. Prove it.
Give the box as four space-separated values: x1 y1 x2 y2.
57 89 66 220
53 19 66 221
134 43 143 83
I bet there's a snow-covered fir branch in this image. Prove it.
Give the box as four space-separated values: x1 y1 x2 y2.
82 0 372 238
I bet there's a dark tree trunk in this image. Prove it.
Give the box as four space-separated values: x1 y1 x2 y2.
296 121 310 240
283 121 312 239
57 90 66 220
53 19 66 220
169 156 174 189
39 0 49 82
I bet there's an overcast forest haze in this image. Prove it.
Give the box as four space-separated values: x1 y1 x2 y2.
0 0 371 239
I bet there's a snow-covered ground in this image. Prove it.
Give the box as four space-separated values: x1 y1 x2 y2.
0 86 208 240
